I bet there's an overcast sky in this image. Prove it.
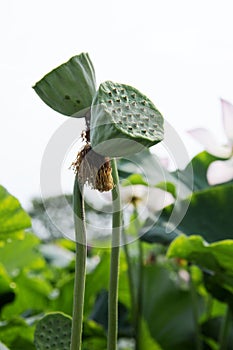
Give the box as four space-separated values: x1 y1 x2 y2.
1 0 233 208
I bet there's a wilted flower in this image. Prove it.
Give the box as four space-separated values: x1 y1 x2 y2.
188 99 233 185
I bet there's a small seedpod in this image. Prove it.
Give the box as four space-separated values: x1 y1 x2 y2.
90 81 164 157
34 312 72 350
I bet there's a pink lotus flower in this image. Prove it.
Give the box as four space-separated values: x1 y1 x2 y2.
188 99 233 185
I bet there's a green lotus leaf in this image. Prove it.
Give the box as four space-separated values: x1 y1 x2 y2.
0 185 31 241
90 81 164 157
33 53 96 117
167 235 233 307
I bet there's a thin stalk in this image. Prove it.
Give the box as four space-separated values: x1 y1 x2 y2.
135 238 144 350
123 205 143 350
219 305 232 350
205 295 213 320
71 176 87 350
107 159 122 350
189 266 202 350
122 229 136 322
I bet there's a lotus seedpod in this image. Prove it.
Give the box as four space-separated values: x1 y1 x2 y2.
34 312 72 350
90 81 164 157
33 53 96 117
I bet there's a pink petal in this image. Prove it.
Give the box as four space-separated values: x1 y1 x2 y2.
159 157 170 169
221 98 233 144
187 128 232 158
207 158 233 185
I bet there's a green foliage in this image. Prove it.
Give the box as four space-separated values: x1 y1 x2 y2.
167 235 233 309
2 269 53 320
170 184 233 242
142 263 204 350
33 53 96 117
0 318 35 349
0 233 45 275
1 181 232 348
0 264 14 306
142 184 233 244
167 235 233 273
82 320 107 349
172 151 222 191
121 173 148 187
91 81 164 157
0 185 31 242
118 150 225 195
138 319 163 350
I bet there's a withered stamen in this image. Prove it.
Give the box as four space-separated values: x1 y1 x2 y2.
71 143 114 192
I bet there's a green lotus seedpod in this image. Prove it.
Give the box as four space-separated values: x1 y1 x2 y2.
34 312 72 350
90 81 164 157
33 53 96 117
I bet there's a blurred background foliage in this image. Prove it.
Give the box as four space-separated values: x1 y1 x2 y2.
0 148 233 349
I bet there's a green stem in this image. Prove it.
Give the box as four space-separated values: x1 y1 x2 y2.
205 295 213 320
71 176 87 350
122 229 136 323
189 266 202 350
135 238 144 350
219 306 232 350
107 159 122 350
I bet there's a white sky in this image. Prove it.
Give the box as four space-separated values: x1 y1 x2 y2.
1 0 233 208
